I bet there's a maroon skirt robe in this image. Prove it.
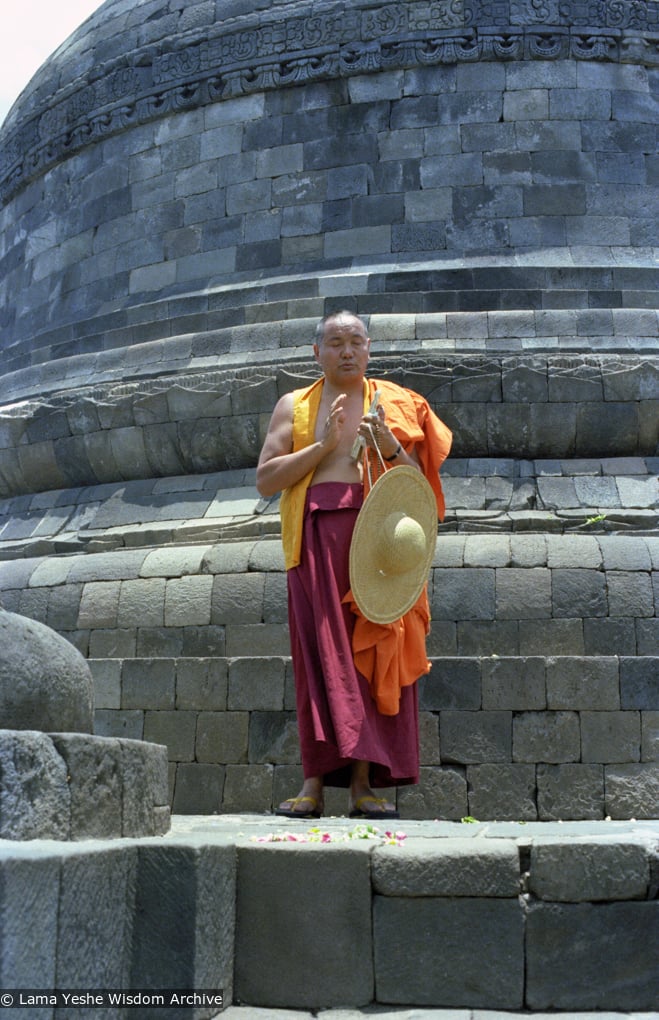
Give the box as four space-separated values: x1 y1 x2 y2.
287 482 419 788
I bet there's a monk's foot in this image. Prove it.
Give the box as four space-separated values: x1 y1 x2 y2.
348 792 399 820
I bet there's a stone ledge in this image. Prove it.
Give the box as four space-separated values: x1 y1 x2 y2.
0 731 170 840
3 817 655 1014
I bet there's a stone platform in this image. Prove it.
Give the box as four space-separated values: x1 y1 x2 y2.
1 816 657 1018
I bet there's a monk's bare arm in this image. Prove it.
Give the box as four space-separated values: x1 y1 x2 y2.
256 392 346 498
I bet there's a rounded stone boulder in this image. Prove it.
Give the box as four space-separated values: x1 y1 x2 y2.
0 610 94 732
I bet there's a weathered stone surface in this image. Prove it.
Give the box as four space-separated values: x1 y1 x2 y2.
397 766 468 820
605 763 659 819
0 853 59 988
374 896 524 1008
131 842 235 1005
0 610 93 732
525 901 659 1010
0 731 70 839
373 838 519 897
537 763 605 821
57 846 137 997
528 839 651 901
50 734 123 840
235 842 373 1008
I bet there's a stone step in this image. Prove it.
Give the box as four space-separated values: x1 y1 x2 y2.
1 817 657 1013
0 458 656 559
1 532 657 660
86 655 659 821
4 262 659 383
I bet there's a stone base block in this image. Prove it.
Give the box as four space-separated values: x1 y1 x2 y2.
0 730 170 840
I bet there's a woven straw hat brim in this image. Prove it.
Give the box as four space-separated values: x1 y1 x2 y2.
349 465 438 625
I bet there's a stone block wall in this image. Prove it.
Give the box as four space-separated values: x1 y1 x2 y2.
2 819 656 1014
1 54 659 380
1 466 656 821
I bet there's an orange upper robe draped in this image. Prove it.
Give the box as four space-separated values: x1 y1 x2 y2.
279 376 452 716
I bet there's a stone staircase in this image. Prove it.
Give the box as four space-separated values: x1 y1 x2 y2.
1 453 656 822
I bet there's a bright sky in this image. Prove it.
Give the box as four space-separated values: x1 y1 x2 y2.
0 0 104 127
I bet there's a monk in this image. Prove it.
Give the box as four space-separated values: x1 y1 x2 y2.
256 311 452 818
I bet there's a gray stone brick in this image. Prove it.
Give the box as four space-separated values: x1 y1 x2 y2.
122 659 175 711
0 853 59 988
181 624 226 657
496 567 551 620
519 620 584 656
373 836 519 897
537 763 605 820
441 711 512 764
176 657 227 710
94 709 144 741
636 618 659 655
262 572 288 623
574 476 619 507
117 577 166 628
530 839 650 902
130 841 234 1001
598 535 654 570
221 763 274 812
551 568 608 619
89 658 122 710
143 710 196 762
328 161 369 196
374 896 523 1008
624 652 659 709
606 763 659 819
432 568 495 621
50 734 123 839
584 618 637 655
508 534 550 567
0 732 70 840
546 656 620 710
641 711 659 761
526 901 658 1010
256 144 304 178
196 711 249 764
57 846 136 991
419 711 440 765
235 840 372 1009
581 711 641 763
606 570 655 617
397 765 467 820
421 659 481 711
228 657 285 711
467 763 537 821
513 712 580 763
77 581 122 628
136 626 184 657
211 572 265 624
482 657 546 710
226 178 271 215
225 623 290 656
458 620 520 656
46 583 83 630
248 711 299 764
164 575 213 626
172 761 225 813
464 535 511 567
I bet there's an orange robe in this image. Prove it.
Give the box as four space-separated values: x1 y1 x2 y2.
280 376 452 716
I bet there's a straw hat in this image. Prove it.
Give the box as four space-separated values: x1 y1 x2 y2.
349 465 438 624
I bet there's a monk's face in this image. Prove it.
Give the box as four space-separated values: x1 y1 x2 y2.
313 314 370 386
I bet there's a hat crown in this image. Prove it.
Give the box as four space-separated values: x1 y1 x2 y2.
379 511 426 576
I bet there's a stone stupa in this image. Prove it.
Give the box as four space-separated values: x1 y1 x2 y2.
0 0 657 821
